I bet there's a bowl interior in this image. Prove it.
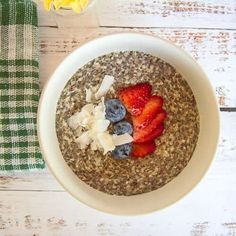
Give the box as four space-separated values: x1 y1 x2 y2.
38 33 219 215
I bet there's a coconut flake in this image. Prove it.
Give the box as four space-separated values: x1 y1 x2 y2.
81 103 94 113
95 75 114 99
68 76 118 154
97 132 115 154
112 133 134 146
80 111 93 128
68 108 94 130
74 126 82 137
67 112 81 130
93 98 106 119
75 131 92 149
90 139 100 150
85 88 93 102
92 119 110 133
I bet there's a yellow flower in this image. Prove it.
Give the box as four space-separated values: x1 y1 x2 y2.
53 0 72 10
43 0 89 13
43 0 53 11
70 0 89 13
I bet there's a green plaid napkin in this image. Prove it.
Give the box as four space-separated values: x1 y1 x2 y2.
0 0 45 171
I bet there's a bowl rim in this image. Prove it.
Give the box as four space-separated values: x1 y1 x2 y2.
38 32 220 215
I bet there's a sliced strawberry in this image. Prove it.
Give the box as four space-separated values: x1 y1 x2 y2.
131 141 156 158
118 82 152 116
134 124 164 143
132 95 163 130
133 110 167 142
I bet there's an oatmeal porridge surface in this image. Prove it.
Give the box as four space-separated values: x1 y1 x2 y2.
56 51 200 196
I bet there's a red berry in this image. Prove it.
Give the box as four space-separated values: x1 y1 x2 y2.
131 141 156 158
134 124 164 143
133 110 167 142
132 95 163 130
118 82 152 116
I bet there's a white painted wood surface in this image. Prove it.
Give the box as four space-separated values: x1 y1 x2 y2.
1 0 236 235
36 0 236 29
97 0 236 29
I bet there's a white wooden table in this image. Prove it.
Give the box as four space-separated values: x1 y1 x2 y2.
1 1 236 235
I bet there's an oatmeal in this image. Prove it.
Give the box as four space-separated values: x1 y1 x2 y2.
56 51 200 196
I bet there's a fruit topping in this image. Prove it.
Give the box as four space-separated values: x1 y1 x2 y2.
113 121 133 135
69 75 167 159
134 123 164 143
112 143 132 160
118 82 152 116
133 110 167 143
105 99 126 123
132 95 163 130
131 141 156 158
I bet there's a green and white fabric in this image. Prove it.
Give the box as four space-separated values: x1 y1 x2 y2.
0 0 45 170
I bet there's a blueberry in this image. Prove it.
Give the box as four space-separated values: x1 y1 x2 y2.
114 121 133 135
112 143 132 160
105 99 126 123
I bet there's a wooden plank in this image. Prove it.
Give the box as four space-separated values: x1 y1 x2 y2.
36 0 236 29
0 171 63 192
39 27 236 107
0 191 235 235
220 107 236 112
97 0 236 29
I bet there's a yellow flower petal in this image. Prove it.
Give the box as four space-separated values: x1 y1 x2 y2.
44 0 89 13
70 0 89 13
53 0 64 10
43 0 53 11
69 0 82 13
80 0 89 8
75 0 88 9
53 0 74 10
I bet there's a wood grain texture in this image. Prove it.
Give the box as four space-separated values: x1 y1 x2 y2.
0 171 63 191
0 188 235 236
0 112 235 235
97 0 236 29
39 27 236 107
36 0 236 29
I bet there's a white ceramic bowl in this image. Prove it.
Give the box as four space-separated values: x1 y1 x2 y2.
38 33 220 215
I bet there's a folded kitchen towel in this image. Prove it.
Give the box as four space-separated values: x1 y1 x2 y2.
0 0 45 170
